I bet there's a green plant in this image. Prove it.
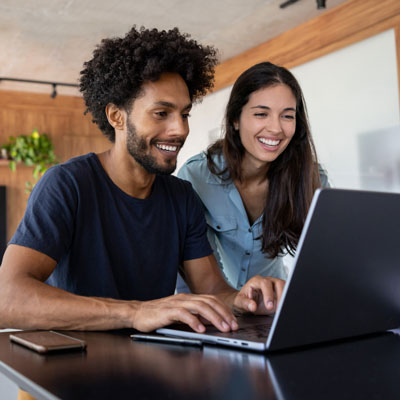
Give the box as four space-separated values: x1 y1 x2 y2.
1 129 58 192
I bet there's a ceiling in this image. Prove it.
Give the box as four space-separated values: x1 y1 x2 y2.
0 0 347 96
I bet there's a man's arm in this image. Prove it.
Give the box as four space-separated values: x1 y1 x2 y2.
184 254 285 317
0 245 133 330
0 245 238 333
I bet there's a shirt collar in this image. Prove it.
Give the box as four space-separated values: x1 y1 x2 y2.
205 153 232 185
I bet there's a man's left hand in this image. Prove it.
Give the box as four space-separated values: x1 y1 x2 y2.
233 276 285 315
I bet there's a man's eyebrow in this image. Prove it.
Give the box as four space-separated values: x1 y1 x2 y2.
250 105 296 112
154 101 192 111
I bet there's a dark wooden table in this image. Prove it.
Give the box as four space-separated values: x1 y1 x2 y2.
1 329 400 399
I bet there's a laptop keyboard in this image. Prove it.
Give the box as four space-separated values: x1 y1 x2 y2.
230 323 271 340
207 322 272 340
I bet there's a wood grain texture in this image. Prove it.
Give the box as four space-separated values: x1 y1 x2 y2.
213 0 400 91
395 25 400 109
0 90 110 242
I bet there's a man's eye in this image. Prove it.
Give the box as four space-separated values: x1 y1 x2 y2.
254 113 267 117
155 111 167 118
182 113 191 120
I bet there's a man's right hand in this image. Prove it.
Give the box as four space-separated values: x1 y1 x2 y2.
0 246 239 333
131 293 239 333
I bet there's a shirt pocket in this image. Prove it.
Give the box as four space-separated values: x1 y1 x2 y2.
206 215 238 249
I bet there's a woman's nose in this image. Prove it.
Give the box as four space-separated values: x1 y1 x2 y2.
266 115 282 134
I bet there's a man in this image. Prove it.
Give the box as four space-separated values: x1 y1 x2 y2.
0 26 284 333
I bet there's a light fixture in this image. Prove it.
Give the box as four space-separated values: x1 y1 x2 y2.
51 83 57 99
0 77 79 98
317 0 326 9
280 0 300 8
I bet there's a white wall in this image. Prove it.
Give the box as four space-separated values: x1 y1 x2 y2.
177 85 231 171
292 29 400 191
178 29 400 194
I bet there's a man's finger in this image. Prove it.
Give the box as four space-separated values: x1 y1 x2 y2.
234 292 258 313
257 279 275 311
187 295 238 329
272 279 285 305
183 299 236 332
163 294 238 332
165 307 206 333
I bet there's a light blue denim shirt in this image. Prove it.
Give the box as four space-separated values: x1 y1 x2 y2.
176 152 329 291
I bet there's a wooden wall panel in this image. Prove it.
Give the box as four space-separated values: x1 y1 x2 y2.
213 0 400 92
0 90 111 242
395 26 400 106
60 136 111 161
0 166 35 242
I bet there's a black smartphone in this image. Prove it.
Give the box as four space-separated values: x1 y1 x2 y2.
9 330 86 354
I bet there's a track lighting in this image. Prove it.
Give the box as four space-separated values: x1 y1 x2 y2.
280 0 300 9
51 83 57 99
0 77 79 98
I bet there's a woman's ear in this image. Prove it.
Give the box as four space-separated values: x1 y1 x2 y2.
105 103 126 131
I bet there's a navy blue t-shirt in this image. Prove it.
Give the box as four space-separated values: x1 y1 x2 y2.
10 153 212 301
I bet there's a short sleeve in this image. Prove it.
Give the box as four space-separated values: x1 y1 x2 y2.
177 162 190 181
177 153 204 182
9 166 78 262
181 183 212 261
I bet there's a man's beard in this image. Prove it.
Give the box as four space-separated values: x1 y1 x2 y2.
126 119 179 175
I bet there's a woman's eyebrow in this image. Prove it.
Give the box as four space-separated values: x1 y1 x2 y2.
250 105 296 112
250 105 270 110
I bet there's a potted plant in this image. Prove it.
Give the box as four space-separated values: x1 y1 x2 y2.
1 129 59 192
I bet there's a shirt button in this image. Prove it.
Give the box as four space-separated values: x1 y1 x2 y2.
216 225 221 230
245 251 250 256
248 228 251 233
241 268 246 271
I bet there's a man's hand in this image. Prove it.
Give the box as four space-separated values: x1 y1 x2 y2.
132 293 239 333
233 276 285 315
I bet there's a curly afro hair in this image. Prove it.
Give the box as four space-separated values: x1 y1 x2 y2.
80 26 218 142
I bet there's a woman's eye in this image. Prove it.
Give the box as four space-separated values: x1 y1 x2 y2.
283 114 295 120
254 113 267 117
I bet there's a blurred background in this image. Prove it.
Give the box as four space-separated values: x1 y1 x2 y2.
1 1 399 396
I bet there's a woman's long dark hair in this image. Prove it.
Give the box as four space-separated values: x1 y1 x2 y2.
207 62 321 257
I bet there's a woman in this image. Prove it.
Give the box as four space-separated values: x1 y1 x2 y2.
177 62 329 291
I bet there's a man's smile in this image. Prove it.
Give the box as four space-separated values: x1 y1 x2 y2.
155 143 179 153
153 139 185 156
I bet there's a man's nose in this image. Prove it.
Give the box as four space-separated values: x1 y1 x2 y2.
168 115 189 137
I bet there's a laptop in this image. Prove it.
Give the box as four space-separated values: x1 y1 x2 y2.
157 188 400 352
